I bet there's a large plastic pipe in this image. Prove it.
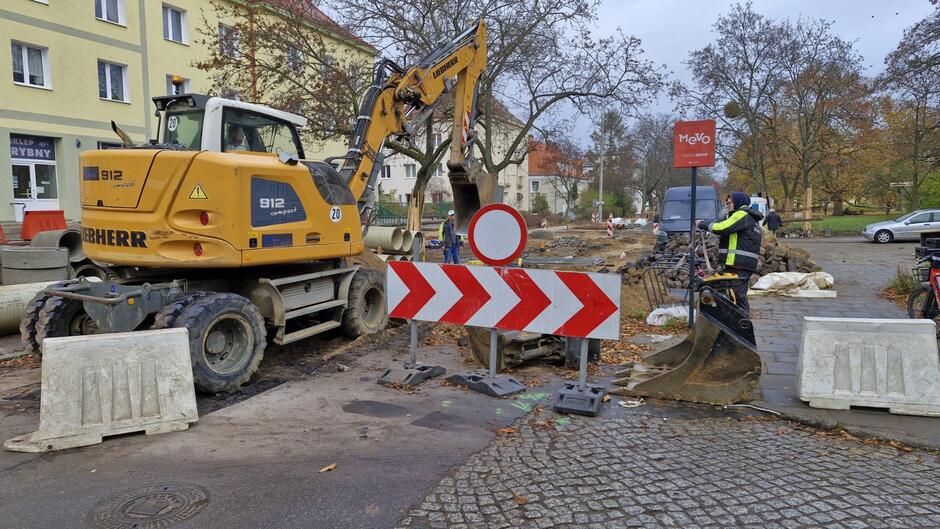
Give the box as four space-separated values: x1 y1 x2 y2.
363 227 404 252
30 228 85 263
0 281 57 333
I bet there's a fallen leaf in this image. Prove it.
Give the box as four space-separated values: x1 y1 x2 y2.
90 469 97 473
819 451 830 457
496 427 516 436
319 463 337 473
602 394 611 402
512 491 528 505
889 440 913 452
777 426 787 435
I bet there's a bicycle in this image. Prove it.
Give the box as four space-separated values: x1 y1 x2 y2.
906 254 940 325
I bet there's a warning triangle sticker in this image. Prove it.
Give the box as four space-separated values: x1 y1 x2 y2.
189 185 208 200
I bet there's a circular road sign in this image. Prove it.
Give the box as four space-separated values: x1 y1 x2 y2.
468 204 528 266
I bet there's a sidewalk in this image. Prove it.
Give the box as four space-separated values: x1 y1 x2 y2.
749 237 940 448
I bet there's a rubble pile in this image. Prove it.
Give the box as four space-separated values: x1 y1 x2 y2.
619 234 820 288
553 236 602 250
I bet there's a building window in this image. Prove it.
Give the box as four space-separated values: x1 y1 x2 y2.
162 5 187 44
219 24 239 58
11 42 50 89
165 74 190 95
432 133 442 148
530 180 540 193
95 0 125 25
286 45 303 72
433 163 444 177
381 165 391 179
404 164 416 179
97 141 123 149
98 60 128 102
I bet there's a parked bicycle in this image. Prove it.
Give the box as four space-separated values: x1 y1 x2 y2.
907 254 940 325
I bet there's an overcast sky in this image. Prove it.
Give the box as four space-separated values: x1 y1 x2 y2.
566 0 935 144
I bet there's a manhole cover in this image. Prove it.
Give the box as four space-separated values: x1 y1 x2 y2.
87 482 209 529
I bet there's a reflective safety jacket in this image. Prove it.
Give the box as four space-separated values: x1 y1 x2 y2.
706 207 764 272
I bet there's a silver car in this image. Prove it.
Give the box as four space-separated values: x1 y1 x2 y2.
863 209 940 243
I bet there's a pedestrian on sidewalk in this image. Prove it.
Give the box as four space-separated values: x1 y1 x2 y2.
698 191 763 313
440 210 460 264
765 208 782 237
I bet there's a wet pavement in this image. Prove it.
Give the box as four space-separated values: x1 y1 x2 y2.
748 237 940 448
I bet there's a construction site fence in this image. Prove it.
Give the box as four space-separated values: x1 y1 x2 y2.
373 201 454 227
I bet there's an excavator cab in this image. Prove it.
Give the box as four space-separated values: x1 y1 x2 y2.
611 273 763 405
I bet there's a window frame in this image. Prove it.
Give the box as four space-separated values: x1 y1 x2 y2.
97 59 130 103
218 23 240 59
162 4 188 44
530 180 540 193
404 164 416 179
909 212 931 224
11 41 52 89
381 165 392 179
95 0 126 26
286 45 303 72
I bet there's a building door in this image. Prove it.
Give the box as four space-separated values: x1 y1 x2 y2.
9 134 59 221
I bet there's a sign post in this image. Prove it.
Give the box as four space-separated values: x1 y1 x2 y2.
674 119 716 328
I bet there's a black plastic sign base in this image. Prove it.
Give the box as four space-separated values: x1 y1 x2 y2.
553 382 607 416
446 371 526 398
377 364 446 387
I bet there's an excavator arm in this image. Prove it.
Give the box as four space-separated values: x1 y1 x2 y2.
334 21 488 230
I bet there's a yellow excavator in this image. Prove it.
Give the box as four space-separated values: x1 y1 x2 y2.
21 22 489 393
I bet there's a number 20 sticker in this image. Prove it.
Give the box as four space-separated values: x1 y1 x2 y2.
329 206 342 223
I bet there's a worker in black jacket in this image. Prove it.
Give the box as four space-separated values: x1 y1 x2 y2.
697 191 763 313
765 209 782 236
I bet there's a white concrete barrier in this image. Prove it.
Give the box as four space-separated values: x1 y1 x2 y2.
5 328 198 452
797 317 940 416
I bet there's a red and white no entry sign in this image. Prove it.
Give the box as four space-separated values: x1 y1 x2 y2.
467 204 527 266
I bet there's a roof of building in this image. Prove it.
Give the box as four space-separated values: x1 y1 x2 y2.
263 0 376 52
527 140 590 179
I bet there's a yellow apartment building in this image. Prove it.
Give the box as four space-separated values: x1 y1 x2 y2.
0 0 375 226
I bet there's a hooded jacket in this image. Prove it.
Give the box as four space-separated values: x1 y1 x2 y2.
707 193 764 272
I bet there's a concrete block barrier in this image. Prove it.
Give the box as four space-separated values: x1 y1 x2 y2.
5 328 198 452
797 317 940 416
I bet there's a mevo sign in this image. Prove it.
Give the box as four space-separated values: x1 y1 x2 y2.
673 120 715 168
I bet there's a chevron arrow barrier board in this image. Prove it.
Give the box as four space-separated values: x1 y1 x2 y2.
387 262 621 340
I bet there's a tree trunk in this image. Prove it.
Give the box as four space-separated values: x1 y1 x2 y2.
406 192 424 231
783 197 794 222
832 196 844 216
801 186 813 235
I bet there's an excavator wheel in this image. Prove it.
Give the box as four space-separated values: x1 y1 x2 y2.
342 269 389 338
20 286 60 354
153 292 266 393
33 295 102 355
564 338 601 369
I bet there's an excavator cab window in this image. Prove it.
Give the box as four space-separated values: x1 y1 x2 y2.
163 106 204 150
222 108 305 158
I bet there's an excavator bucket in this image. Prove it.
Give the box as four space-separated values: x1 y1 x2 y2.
610 285 762 405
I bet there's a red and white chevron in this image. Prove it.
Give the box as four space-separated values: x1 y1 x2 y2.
387 262 621 340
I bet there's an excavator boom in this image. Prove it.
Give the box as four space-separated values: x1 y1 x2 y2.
337 21 488 230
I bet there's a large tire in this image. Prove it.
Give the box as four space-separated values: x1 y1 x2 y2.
34 295 101 353
564 338 601 369
341 269 389 338
153 292 266 393
20 288 56 354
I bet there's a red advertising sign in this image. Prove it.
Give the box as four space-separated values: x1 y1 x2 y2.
673 120 716 168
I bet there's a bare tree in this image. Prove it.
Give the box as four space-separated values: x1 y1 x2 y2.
193 0 373 147
329 0 663 219
630 113 686 211
540 138 586 223
880 6 940 209
673 2 786 194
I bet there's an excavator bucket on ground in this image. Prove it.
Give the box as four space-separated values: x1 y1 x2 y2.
611 278 763 405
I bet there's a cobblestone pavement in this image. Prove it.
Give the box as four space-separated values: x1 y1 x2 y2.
752 237 914 408
746 238 940 447
394 409 940 529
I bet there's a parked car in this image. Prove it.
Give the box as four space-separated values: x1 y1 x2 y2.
863 209 940 243
655 186 726 247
